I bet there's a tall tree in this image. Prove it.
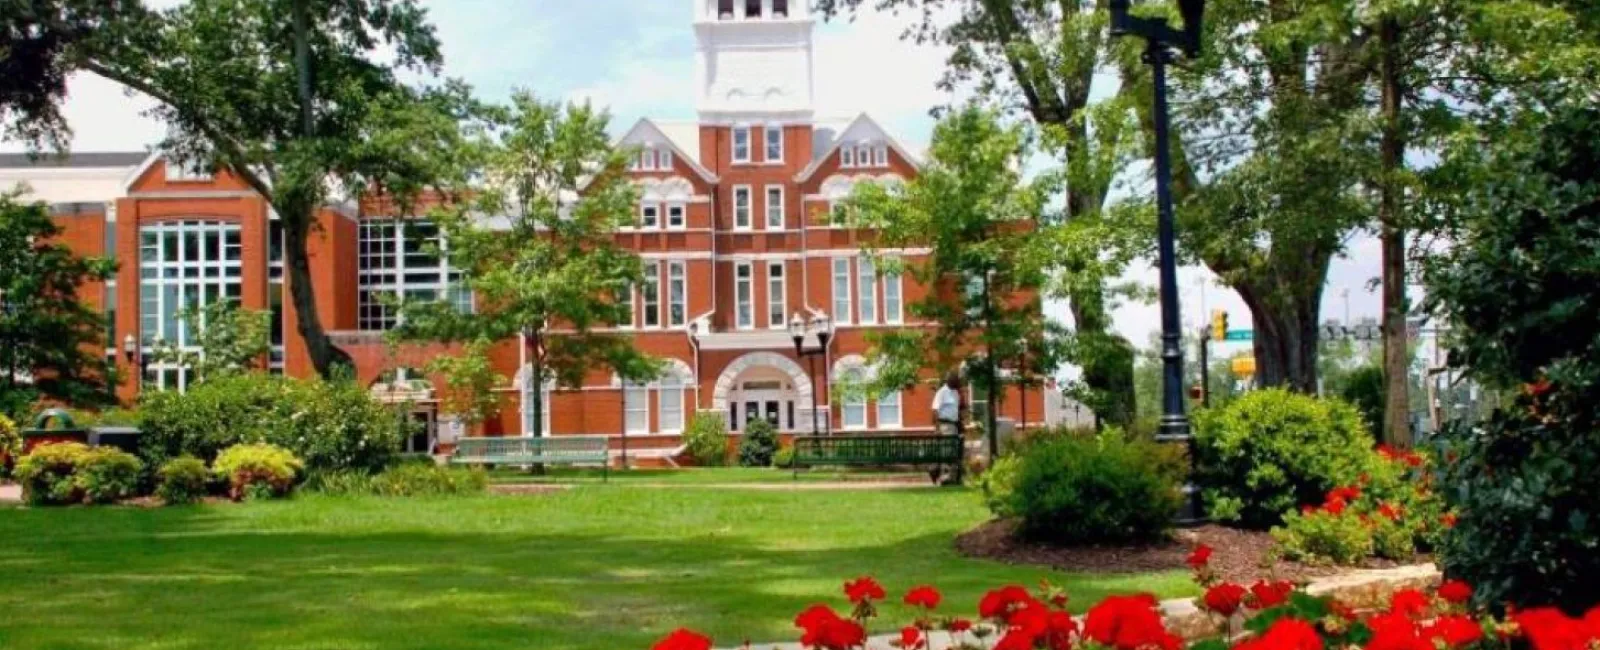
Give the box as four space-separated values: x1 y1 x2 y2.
0 190 117 414
393 94 661 438
58 0 461 378
817 0 1142 427
0 0 148 148
843 105 1065 458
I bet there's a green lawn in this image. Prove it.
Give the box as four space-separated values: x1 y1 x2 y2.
485 466 922 485
0 487 1195 650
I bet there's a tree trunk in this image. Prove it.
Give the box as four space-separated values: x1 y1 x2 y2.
1237 279 1322 394
282 209 351 378
1378 16 1413 448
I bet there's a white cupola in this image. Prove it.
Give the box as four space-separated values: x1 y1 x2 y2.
693 0 816 123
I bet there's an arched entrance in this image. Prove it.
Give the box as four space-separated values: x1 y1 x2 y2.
711 351 815 433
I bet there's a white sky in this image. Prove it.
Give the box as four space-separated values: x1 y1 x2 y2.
0 0 1393 354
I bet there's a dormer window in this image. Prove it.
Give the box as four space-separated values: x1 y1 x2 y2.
745 0 762 18
841 147 855 168
718 0 734 19
166 156 213 182
658 148 673 170
874 145 889 167
773 0 788 17
635 150 655 171
855 144 872 167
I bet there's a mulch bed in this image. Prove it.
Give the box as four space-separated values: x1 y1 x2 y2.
955 519 1428 585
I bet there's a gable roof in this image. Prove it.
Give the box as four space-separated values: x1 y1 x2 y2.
0 151 148 169
615 118 718 183
794 113 923 183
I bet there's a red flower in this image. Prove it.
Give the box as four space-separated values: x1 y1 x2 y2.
1437 580 1473 604
1247 580 1294 609
1366 611 1431 650
1084 593 1179 650
1377 502 1403 521
652 628 713 650
1423 615 1485 648
904 585 942 610
795 605 865 650
843 576 886 604
1203 583 1248 617
1441 512 1458 529
1238 618 1324 650
1390 588 1431 619
1514 607 1600 650
900 626 926 650
1187 544 1214 569
1329 599 1358 622
1323 497 1348 516
980 585 1037 620
1329 486 1363 503
948 618 973 633
995 628 1039 650
1042 611 1080 650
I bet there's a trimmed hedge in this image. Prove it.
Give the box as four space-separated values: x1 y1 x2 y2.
213 443 302 501
1008 430 1182 545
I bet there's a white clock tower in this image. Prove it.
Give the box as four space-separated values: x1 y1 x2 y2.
693 0 816 123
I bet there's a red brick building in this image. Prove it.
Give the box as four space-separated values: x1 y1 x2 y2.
0 1 1058 462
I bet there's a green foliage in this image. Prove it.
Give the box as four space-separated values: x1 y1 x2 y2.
0 191 117 410
213 443 302 501
149 301 272 382
138 373 405 472
1371 518 1416 561
305 464 486 497
683 413 728 467
75 447 143 504
1008 430 1181 545
0 413 18 477
155 456 210 505
1194 389 1373 528
772 443 796 469
425 339 502 426
392 94 662 436
978 453 1023 518
1424 103 1600 614
1336 366 1386 433
737 418 778 467
1272 510 1375 566
14 442 90 505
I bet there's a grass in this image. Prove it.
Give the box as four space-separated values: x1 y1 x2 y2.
0 486 1196 650
485 466 922 485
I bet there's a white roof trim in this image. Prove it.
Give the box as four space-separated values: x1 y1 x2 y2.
120 151 166 192
616 119 718 183
794 113 922 184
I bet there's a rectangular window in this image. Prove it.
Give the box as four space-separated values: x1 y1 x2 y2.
658 379 684 433
640 203 660 229
357 219 461 331
137 220 242 392
841 147 855 168
642 262 660 328
858 257 877 324
884 262 903 324
733 186 752 229
832 258 852 324
636 149 654 171
657 148 673 170
735 262 753 329
668 261 686 327
764 125 783 162
165 156 212 182
732 127 751 163
767 262 786 329
877 391 902 428
745 0 761 18
857 145 872 168
667 203 686 229
874 145 889 167
773 0 789 16
625 382 649 434
841 371 867 429
616 281 635 329
103 286 116 349
765 185 784 229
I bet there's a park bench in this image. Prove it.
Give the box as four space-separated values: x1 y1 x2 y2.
791 434 965 485
450 435 610 481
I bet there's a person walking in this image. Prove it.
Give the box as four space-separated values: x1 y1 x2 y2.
933 371 964 438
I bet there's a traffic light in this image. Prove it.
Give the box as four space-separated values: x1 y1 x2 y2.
1210 309 1228 342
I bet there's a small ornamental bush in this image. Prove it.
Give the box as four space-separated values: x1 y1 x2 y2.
1271 508 1375 565
0 413 19 478
737 418 779 467
1009 430 1182 545
75 447 143 504
683 413 729 467
1269 445 1447 566
213 443 302 501
14 442 91 505
369 464 487 497
1193 389 1373 528
155 456 211 504
978 453 1023 517
772 443 796 469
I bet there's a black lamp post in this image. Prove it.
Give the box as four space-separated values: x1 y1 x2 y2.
1109 0 1206 525
121 333 148 393
788 313 832 439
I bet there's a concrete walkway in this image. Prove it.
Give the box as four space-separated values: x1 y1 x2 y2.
0 483 20 503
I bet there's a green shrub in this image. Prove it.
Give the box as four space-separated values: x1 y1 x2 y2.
1193 389 1373 528
370 464 487 497
75 447 143 504
1371 518 1416 560
1272 510 1374 565
0 413 18 478
14 442 91 505
772 443 796 469
979 453 1023 517
139 373 405 472
213 443 302 501
1009 430 1182 545
683 413 729 467
737 418 779 467
155 456 210 505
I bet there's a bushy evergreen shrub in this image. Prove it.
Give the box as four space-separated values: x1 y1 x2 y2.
737 418 779 467
1009 431 1181 545
683 413 729 467
155 456 211 504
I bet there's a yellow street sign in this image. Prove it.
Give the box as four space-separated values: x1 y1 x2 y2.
1231 357 1256 377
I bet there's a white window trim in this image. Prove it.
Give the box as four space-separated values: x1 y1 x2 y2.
840 372 868 431
641 261 661 329
734 262 754 330
856 144 872 168
667 261 687 327
658 148 674 170
640 202 661 230
832 258 853 325
165 156 213 182
884 264 903 325
874 144 889 167
858 256 878 325
732 185 753 230
767 261 786 330
657 379 685 434
764 185 784 230
764 125 783 163
732 126 752 164
840 147 855 168
666 203 687 230
624 382 650 434
617 283 636 330
877 390 902 428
